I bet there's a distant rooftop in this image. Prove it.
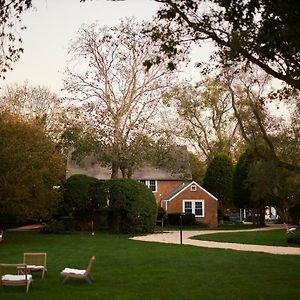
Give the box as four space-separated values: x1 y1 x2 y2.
67 146 192 180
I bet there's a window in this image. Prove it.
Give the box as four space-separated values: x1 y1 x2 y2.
184 201 192 214
149 180 156 192
140 180 157 192
190 184 197 192
183 200 204 217
195 201 203 216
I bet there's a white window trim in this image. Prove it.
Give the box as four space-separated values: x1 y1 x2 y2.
190 184 197 192
182 200 205 217
140 180 157 192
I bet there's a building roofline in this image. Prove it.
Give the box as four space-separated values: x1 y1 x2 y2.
162 181 218 202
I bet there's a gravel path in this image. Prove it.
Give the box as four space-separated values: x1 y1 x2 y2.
131 224 300 255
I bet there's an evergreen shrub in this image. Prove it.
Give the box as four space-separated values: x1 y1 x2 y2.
103 179 157 234
167 213 195 225
287 230 300 245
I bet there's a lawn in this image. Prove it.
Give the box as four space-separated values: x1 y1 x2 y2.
0 230 300 300
192 228 300 247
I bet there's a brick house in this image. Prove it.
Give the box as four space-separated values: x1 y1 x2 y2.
161 181 218 227
67 153 218 227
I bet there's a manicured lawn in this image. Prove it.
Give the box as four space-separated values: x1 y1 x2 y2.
0 230 300 299
192 228 300 247
158 223 264 231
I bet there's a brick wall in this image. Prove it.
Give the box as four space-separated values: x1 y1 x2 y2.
154 180 185 205
164 185 218 227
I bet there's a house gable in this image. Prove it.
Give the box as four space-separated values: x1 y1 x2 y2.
163 181 218 202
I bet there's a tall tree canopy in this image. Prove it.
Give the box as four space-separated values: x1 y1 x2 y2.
150 0 300 90
0 111 65 227
163 77 242 161
0 82 68 141
64 19 176 178
202 152 234 208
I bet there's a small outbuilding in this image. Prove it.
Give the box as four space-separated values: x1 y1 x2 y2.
161 181 218 227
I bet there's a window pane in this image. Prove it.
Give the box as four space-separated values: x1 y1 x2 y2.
149 180 156 192
195 201 203 216
184 201 192 214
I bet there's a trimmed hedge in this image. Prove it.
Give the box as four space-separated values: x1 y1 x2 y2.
102 179 157 234
287 230 300 245
167 213 195 226
61 175 101 218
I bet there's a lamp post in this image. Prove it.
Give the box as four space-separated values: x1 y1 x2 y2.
179 213 184 245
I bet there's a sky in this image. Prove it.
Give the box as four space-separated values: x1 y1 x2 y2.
3 0 212 95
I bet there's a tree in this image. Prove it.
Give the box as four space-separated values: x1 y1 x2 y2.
0 82 67 140
202 152 234 209
0 111 65 227
163 77 243 161
0 0 32 80
149 0 300 90
232 149 253 210
64 19 176 178
188 152 206 184
220 66 300 174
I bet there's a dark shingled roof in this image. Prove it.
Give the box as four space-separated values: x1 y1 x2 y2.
67 146 192 180
162 182 191 201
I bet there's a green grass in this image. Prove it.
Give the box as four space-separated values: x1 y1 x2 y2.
192 228 300 247
157 223 264 231
0 230 300 299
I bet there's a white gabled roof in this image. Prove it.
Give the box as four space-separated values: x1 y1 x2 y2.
162 181 218 202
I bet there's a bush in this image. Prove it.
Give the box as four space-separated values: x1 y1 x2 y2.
101 179 157 234
61 175 100 218
41 217 73 234
289 204 300 225
167 213 195 226
157 207 166 220
287 230 300 245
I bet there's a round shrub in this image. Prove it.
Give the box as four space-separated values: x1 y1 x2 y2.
61 174 99 218
103 179 157 234
40 217 73 234
287 230 300 245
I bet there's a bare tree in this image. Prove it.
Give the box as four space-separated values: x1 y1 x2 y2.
222 66 300 173
64 19 176 178
162 77 242 162
0 82 71 142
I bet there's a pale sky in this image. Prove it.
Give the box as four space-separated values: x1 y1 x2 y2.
3 0 212 95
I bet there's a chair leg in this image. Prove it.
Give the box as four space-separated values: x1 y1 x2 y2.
85 275 92 284
26 281 31 293
62 276 69 284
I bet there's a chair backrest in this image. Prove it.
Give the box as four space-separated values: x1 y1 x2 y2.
23 253 47 266
85 256 95 275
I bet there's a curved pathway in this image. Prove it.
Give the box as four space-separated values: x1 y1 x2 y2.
131 224 300 255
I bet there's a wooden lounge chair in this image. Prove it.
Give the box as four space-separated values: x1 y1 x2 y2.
60 256 95 284
0 263 32 293
23 253 47 279
284 222 297 234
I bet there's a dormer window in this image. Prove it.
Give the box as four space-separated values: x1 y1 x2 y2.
140 180 157 192
190 184 197 192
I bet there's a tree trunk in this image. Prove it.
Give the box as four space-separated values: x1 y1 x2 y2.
111 161 120 179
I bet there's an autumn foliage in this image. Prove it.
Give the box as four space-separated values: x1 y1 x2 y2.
0 112 65 227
